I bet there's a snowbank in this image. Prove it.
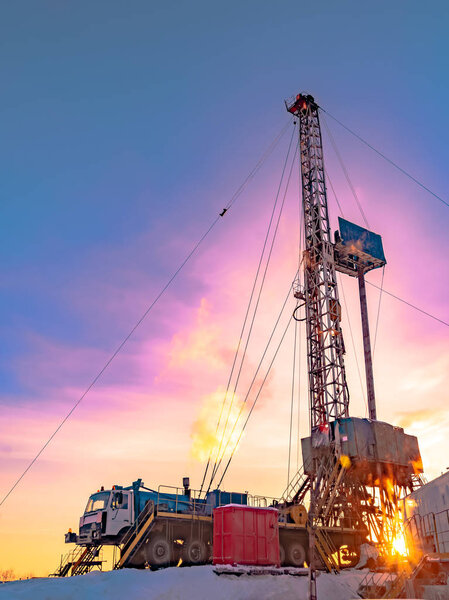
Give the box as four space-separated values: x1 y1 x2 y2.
0 566 367 600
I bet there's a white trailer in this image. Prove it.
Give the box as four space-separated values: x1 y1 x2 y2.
404 471 449 555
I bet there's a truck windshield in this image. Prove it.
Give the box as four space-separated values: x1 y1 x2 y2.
85 492 110 513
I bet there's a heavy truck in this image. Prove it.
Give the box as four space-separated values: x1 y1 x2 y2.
62 474 368 573
65 477 248 568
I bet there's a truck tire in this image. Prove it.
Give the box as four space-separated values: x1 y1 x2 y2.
286 541 306 567
144 536 172 568
279 543 286 566
182 539 208 566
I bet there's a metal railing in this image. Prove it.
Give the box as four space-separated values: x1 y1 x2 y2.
405 507 449 555
154 485 281 517
50 545 103 577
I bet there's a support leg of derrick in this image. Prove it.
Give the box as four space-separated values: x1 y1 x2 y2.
358 267 377 421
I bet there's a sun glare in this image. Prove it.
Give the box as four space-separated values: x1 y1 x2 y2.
392 532 408 557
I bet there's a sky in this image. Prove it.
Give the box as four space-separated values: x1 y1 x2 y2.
0 0 448 577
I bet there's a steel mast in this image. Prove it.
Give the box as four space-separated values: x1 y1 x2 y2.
287 94 349 434
284 93 421 600
287 92 349 600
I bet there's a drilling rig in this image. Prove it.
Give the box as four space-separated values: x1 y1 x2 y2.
283 93 423 598
55 93 425 583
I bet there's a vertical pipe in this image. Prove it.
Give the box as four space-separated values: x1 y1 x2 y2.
308 471 318 600
358 268 377 420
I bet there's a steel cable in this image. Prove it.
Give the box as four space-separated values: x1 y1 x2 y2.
216 315 294 489
372 266 385 358
322 115 370 228
366 281 449 327
287 306 298 491
205 128 297 490
0 119 292 509
206 274 297 493
338 273 369 416
321 107 449 210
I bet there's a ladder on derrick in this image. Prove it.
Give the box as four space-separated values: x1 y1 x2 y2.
114 500 155 569
50 545 103 577
314 459 346 523
313 526 340 573
283 456 346 573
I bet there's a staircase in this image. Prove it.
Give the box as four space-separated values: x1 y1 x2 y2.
114 500 155 569
50 545 103 577
314 459 346 523
313 526 340 573
383 568 409 599
357 570 399 599
281 461 311 504
411 472 427 490
357 556 431 599
284 456 346 574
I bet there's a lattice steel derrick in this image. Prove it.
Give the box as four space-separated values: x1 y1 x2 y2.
287 94 349 430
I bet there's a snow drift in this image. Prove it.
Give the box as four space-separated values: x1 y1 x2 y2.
0 566 367 600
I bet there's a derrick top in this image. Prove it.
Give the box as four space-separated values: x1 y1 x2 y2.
285 93 318 116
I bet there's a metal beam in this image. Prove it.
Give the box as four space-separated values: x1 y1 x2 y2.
358 268 377 420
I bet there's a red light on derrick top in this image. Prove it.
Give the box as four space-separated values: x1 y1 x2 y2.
286 93 316 116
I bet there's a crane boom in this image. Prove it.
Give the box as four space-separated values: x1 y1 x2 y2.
287 94 349 433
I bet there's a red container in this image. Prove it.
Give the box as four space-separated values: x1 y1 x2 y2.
213 505 280 566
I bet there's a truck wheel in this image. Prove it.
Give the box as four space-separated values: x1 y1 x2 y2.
182 539 208 566
144 537 172 568
279 543 286 566
286 541 306 567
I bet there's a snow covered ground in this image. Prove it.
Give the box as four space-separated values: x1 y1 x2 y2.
0 566 367 599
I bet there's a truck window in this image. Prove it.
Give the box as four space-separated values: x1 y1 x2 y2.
85 492 110 513
111 492 128 510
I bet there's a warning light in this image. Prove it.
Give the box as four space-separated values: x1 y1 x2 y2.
340 455 351 469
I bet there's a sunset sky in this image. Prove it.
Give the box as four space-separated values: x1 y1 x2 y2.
1 0 448 577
